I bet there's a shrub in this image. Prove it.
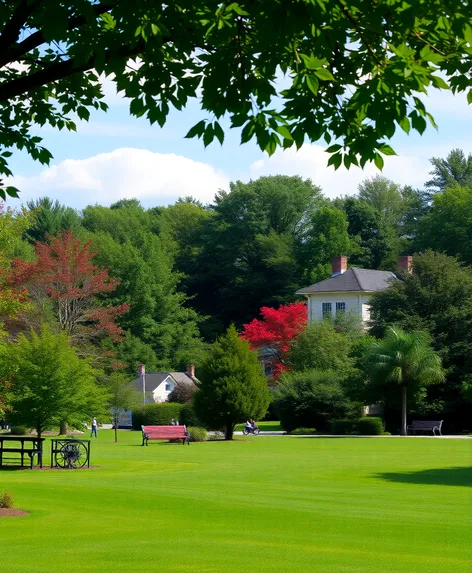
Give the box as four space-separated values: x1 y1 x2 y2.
179 403 202 427
10 426 28 436
187 427 208 442
357 417 384 435
167 383 195 404
0 491 14 508
289 428 317 435
275 370 351 432
131 403 183 430
330 419 358 435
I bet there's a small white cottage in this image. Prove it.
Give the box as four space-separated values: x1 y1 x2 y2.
134 363 197 404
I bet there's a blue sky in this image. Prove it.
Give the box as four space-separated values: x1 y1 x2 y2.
7 79 472 210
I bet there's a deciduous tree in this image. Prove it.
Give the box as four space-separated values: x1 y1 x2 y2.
106 372 138 443
3 2 472 198
0 325 107 439
9 229 129 342
241 302 307 376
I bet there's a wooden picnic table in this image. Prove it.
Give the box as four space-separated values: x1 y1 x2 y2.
0 435 45 469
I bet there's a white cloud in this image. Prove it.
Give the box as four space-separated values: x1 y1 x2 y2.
9 148 229 208
249 145 430 197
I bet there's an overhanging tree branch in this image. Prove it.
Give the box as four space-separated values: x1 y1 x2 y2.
0 0 43 54
0 1 117 68
0 38 154 101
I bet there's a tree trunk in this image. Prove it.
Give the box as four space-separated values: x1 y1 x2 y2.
401 385 408 436
59 421 68 435
224 424 234 440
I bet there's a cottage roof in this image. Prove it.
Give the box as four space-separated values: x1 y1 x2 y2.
296 268 397 295
133 372 196 393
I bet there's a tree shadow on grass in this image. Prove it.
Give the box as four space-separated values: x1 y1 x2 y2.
375 466 472 487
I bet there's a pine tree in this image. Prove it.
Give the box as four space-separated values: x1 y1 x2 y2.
194 326 270 440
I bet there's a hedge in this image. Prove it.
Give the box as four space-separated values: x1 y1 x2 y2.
10 426 29 436
330 419 358 435
289 428 317 435
357 417 384 435
132 403 201 430
132 403 183 430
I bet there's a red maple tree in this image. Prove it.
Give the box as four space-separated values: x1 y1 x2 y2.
8 230 129 343
241 302 307 377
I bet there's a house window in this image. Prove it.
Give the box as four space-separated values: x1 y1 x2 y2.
165 383 172 392
322 302 332 317
336 302 346 313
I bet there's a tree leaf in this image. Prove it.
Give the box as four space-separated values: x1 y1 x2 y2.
374 153 384 170
185 120 206 139
378 144 397 156
314 68 335 81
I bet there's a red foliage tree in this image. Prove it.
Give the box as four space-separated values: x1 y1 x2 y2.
241 302 307 377
8 230 129 343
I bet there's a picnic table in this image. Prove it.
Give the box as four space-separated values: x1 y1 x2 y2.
0 435 45 469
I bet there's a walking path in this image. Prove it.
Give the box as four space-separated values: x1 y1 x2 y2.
234 431 471 438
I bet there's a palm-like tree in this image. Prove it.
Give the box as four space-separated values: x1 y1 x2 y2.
368 327 444 436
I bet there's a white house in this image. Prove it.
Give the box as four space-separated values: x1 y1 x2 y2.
134 363 197 404
296 256 412 325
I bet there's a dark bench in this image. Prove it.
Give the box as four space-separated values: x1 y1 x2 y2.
407 420 443 436
0 436 45 469
141 425 190 446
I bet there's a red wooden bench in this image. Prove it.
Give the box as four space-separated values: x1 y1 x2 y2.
141 425 190 446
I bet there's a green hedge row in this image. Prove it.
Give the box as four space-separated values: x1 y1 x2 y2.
131 403 200 430
289 428 317 435
330 417 384 435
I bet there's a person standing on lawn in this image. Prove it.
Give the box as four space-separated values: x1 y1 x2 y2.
91 417 98 438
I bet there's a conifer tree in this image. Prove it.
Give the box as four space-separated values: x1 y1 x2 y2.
194 325 269 440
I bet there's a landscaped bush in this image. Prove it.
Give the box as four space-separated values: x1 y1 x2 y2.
179 403 202 427
131 403 183 430
10 426 29 436
0 491 14 508
187 427 208 442
289 428 317 435
275 370 352 432
357 417 384 435
330 419 358 435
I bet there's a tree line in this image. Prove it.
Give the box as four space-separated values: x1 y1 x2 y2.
1 148 472 435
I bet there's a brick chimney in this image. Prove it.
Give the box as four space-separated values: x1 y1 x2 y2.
398 256 413 274
138 364 145 376
332 256 348 276
186 363 195 379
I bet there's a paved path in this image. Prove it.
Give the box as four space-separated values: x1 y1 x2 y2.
234 431 471 438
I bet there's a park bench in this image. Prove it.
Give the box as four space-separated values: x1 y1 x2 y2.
141 425 190 446
0 436 45 469
407 420 443 436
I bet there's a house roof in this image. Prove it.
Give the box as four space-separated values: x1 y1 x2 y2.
296 268 397 295
133 372 196 393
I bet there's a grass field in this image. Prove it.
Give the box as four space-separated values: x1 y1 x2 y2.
0 431 470 573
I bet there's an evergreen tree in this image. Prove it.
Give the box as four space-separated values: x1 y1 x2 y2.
194 325 270 440
425 149 472 195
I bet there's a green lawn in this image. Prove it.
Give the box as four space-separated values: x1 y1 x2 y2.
0 431 470 573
